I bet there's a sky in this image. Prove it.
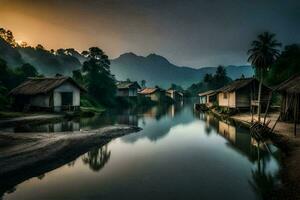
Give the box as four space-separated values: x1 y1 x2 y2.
0 0 299 68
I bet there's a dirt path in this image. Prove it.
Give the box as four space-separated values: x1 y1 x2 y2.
0 125 141 195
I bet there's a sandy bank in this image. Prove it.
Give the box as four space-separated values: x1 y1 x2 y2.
0 125 141 194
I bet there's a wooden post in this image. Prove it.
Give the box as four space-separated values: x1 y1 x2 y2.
263 91 273 125
294 94 299 136
251 106 254 123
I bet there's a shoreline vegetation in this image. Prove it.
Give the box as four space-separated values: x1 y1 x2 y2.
207 108 300 200
0 125 141 195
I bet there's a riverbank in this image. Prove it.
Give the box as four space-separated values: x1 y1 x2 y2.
0 125 141 195
212 109 300 200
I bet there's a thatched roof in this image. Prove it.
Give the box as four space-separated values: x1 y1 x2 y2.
116 81 141 90
9 76 86 96
217 78 271 93
217 78 255 93
139 88 160 95
198 90 216 97
277 74 300 94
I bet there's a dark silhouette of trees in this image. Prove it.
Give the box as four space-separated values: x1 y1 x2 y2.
266 44 300 86
140 80 146 88
187 66 231 96
169 83 184 92
75 47 117 106
248 32 281 122
82 145 111 171
0 28 17 47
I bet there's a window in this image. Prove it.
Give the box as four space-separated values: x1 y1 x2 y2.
223 92 228 99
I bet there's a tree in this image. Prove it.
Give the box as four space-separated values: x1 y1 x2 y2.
18 63 38 78
19 41 28 48
169 83 184 92
0 28 17 47
82 47 116 106
72 69 84 85
204 73 213 82
56 48 66 55
141 80 146 88
247 32 281 122
35 44 45 50
266 44 300 85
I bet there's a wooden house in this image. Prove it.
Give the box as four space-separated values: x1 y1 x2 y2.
116 81 141 97
166 89 183 102
138 88 165 102
216 78 271 109
9 76 86 112
198 90 217 108
277 74 300 135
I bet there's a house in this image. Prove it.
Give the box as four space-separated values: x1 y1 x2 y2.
198 90 217 107
216 78 271 109
166 89 183 102
138 88 165 102
276 74 300 135
116 81 141 97
9 76 86 112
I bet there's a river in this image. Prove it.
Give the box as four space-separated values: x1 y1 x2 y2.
0 102 282 200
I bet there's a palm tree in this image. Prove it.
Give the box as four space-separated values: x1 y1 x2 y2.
248 32 281 122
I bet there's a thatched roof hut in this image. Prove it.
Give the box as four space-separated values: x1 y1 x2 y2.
216 78 272 109
277 74 300 135
116 81 141 97
9 76 86 112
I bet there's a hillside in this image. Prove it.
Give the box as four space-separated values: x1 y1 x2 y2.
110 53 254 88
0 38 81 75
0 36 253 88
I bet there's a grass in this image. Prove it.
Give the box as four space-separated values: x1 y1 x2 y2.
79 95 106 117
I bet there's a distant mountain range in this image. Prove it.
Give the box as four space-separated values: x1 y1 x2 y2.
110 53 254 88
0 38 253 88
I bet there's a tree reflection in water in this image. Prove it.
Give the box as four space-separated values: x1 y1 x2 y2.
82 145 111 172
249 140 281 200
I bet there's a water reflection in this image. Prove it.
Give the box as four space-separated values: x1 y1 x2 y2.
82 145 111 172
0 102 282 200
197 112 282 199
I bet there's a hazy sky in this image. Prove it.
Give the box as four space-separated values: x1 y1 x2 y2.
0 0 299 67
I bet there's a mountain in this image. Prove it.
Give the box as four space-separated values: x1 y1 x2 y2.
0 36 253 88
110 53 254 88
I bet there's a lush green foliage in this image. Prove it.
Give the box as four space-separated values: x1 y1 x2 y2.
187 66 231 96
0 58 40 110
248 32 281 73
73 47 117 106
266 44 300 86
168 83 184 92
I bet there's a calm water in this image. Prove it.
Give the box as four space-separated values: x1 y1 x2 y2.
1 103 282 200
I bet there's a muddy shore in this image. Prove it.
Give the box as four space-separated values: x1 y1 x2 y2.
0 125 141 195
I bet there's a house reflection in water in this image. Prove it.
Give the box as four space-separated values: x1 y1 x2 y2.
199 113 274 164
13 120 80 133
218 121 236 143
116 114 138 126
167 104 183 118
